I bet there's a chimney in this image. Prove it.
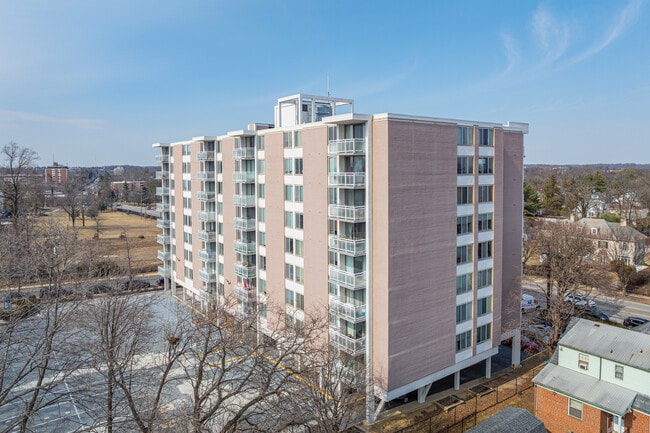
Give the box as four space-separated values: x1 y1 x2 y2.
569 213 576 223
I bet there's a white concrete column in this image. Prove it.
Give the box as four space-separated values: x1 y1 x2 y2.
485 357 492 379
454 371 460 390
418 384 432 403
512 328 522 367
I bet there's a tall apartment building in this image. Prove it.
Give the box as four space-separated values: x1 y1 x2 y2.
153 94 527 417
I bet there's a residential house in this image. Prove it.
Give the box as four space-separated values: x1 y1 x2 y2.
573 217 647 265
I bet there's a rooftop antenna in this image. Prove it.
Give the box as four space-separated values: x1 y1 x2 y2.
327 75 330 96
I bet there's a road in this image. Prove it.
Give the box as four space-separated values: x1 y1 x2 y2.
522 278 650 324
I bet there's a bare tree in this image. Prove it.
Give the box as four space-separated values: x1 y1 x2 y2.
0 142 39 223
58 174 86 228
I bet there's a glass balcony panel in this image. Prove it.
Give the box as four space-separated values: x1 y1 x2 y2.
157 250 170 261
232 171 256 183
199 269 217 283
197 171 215 181
233 195 256 207
156 234 170 244
198 211 216 222
198 249 217 262
233 217 256 231
156 219 170 229
155 187 169 196
197 191 216 201
234 262 257 278
327 138 366 155
234 284 256 302
329 297 366 323
329 329 366 356
155 171 168 180
155 154 169 163
197 151 215 161
327 205 366 222
198 230 217 242
232 147 255 159
158 265 170 277
328 173 365 188
329 266 366 289
156 203 169 212
328 235 366 256
234 240 256 255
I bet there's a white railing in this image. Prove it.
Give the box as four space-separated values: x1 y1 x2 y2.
157 250 170 261
234 263 256 278
198 230 216 242
197 171 215 181
233 195 256 207
156 234 169 244
155 187 169 196
198 211 216 222
232 171 255 183
158 265 170 277
328 235 366 256
329 297 366 323
327 138 366 155
155 171 168 180
199 269 217 283
234 284 256 302
233 217 256 231
328 205 366 222
232 148 255 159
197 151 214 161
234 240 256 255
156 219 170 229
329 329 366 356
155 154 169 163
328 172 365 187
198 250 217 262
197 191 216 201
156 203 169 212
329 266 366 289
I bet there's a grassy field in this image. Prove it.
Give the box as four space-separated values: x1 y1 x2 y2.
45 208 160 274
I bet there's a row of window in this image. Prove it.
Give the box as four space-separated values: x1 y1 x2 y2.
457 156 494 175
284 158 304 175
455 323 492 351
285 264 304 284
457 186 493 204
457 213 493 235
285 289 304 310
455 296 492 323
285 237 304 257
457 127 493 146
284 185 304 202
456 241 492 264
456 268 492 294
285 211 304 229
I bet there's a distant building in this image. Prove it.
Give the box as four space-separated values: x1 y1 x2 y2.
44 162 68 185
534 318 650 433
573 216 647 265
113 166 125 176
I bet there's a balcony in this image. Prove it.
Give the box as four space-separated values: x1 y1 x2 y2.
328 172 365 188
199 269 217 283
157 250 170 262
329 297 366 323
156 234 170 244
197 151 215 161
198 211 216 222
328 235 366 256
197 191 216 201
329 329 366 356
233 217 256 231
234 262 256 279
198 249 217 262
328 138 366 155
234 284 256 302
232 147 255 159
232 171 255 183
328 205 366 222
233 195 256 207
234 240 256 255
156 219 170 229
158 265 170 277
197 171 215 181
155 171 168 180
329 266 366 289
155 154 169 163
156 203 169 212
198 230 216 242
156 187 169 196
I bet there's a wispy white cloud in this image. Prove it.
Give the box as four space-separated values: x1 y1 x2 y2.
499 31 520 77
531 4 570 64
568 0 644 65
0 110 105 130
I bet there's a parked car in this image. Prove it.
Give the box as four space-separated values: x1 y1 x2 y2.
88 284 112 295
39 286 75 299
582 307 609 322
2 292 25 304
523 324 553 345
521 294 540 313
119 279 152 291
564 294 596 309
521 336 539 354
623 316 649 328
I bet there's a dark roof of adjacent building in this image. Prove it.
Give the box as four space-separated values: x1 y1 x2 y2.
464 407 546 433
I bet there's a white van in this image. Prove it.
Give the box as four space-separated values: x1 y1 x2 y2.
521 294 540 313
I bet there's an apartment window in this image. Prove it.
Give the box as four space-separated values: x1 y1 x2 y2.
183 180 191 191
295 213 304 229
296 266 304 284
285 237 294 254
578 353 589 370
478 128 493 146
294 185 303 202
184 266 193 279
456 273 472 294
285 264 294 281
217 140 221 153
295 292 304 310
184 249 192 261
477 296 492 316
478 241 492 260
568 399 583 419
478 157 493 174
285 288 294 305
478 185 493 203
476 323 491 343
456 245 472 264
217 202 223 215
218 263 224 274
284 158 293 174
294 131 302 148
217 182 223 194
294 158 303 175
598 240 608 248
457 156 473 175
477 213 493 231
218 243 224 255
259 279 267 294
285 211 294 228
217 161 222 174
259 232 266 246
283 132 291 148
478 269 492 288
259 255 266 271
457 215 473 235
183 215 192 226
285 185 293 201
259 208 265 223
615 364 624 380
218 222 223 235
456 330 472 352
218 282 224 296
257 159 265 174
457 126 473 145
457 186 473 205
257 136 265 150
295 239 304 257
456 302 471 323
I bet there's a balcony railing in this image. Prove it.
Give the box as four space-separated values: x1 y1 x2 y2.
328 172 365 188
155 154 169 163
234 284 256 302
329 266 366 289
329 297 366 323
197 171 215 181
234 262 257 278
198 230 216 242
157 250 170 262
156 187 169 196
234 240 256 255
197 191 216 201
197 151 215 161
156 203 169 212
328 205 366 222
199 269 217 283
328 235 366 256
156 219 170 229
329 329 366 356
156 234 169 244
232 171 256 183
328 138 366 155
233 195 256 207
158 265 170 277
233 217 256 231
197 211 216 222
232 147 255 159
155 171 168 180
198 249 217 262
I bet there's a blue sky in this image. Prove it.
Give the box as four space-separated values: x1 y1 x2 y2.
1 0 648 167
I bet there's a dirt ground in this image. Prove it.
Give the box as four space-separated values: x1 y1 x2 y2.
43 208 160 273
